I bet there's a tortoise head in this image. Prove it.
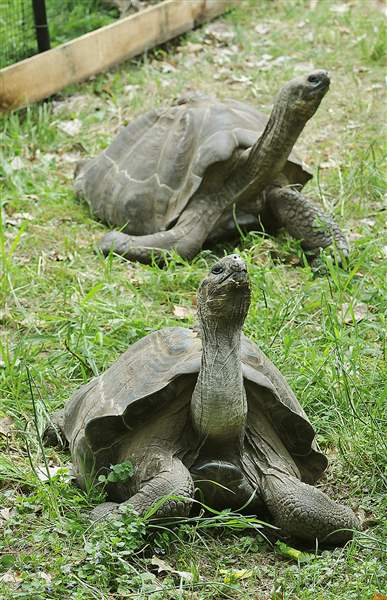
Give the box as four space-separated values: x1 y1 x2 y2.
197 254 251 326
277 70 330 120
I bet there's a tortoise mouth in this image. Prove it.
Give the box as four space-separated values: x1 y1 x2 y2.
220 269 249 287
315 79 329 91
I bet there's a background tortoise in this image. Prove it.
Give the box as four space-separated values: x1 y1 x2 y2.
46 255 358 544
74 70 348 264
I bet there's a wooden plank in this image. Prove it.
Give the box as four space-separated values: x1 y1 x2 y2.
0 0 234 112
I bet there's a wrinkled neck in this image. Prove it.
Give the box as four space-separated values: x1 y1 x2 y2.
246 102 306 177
227 99 307 201
191 314 247 453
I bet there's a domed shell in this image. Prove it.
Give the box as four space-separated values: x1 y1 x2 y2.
74 95 312 236
64 327 327 486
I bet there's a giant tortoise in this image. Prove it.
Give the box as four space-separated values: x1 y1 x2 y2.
74 70 348 264
45 255 358 544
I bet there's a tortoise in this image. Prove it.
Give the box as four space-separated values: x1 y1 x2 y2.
45 254 359 544
74 70 348 264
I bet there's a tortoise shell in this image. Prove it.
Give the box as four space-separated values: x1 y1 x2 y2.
64 327 327 488
74 94 312 236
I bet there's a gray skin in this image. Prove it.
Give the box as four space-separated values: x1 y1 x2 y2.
45 255 359 545
74 71 348 264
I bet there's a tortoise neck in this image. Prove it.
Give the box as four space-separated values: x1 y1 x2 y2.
191 315 247 452
226 100 307 201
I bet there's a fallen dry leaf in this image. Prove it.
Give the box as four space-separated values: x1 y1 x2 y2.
9 157 24 171
159 62 177 73
150 557 174 574
35 464 75 483
340 302 368 325
319 158 340 169
46 249 74 262
41 152 57 164
39 572 52 583
254 23 270 35
359 218 376 228
347 231 363 242
184 42 204 53
0 416 13 437
0 572 22 585
52 94 94 114
204 22 235 45
126 265 142 285
330 3 350 14
5 213 34 227
0 507 16 528
227 74 253 86
150 556 204 582
0 507 14 521
58 152 82 165
173 305 195 319
57 119 82 137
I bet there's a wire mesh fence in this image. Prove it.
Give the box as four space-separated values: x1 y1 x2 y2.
0 1 37 68
0 0 119 69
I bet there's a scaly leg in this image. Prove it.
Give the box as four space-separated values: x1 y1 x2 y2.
98 195 230 263
265 186 349 259
90 458 194 521
261 471 359 544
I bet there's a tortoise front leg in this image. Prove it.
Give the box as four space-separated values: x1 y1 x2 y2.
90 458 194 521
98 227 199 264
261 471 359 544
265 186 349 260
98 195 230 263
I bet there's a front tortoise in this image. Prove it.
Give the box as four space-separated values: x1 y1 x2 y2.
75 70 348 264
46 255 359 544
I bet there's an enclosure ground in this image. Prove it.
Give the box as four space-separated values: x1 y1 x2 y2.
0 0 386 598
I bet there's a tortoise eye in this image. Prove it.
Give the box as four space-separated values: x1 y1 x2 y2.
211 265 224 275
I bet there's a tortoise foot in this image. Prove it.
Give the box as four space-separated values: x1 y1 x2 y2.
98 231 130 257
308 245 349 275
262 472 360 545
152 496 192 518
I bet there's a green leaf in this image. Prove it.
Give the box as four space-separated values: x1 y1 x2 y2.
275 540 312 563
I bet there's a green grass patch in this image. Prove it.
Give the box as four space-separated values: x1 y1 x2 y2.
0 0 386 597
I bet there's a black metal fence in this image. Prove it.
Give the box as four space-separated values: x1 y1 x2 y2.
0 0 118 69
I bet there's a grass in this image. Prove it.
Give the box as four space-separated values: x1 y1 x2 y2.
0 0 386 597
0 0 119 69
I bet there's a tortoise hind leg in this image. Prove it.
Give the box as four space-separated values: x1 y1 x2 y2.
261 471 360 545
264 186 349 261
90 458 194 521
